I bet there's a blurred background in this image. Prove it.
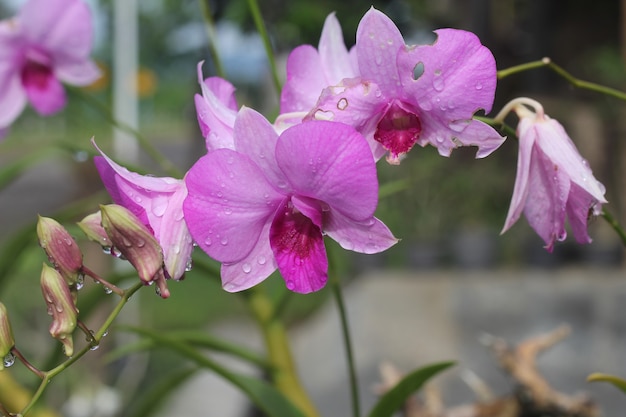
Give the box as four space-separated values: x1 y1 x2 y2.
1 0 626 416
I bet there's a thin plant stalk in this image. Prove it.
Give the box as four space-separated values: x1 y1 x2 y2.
248 287 320 417
198 0 225 78
497 57 626 102
330 277 360 417
601 210 626 247
19 281 145 416
246 0 282 96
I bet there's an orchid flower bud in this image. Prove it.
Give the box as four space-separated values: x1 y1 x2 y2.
99 204 164 284
0 302 15 369
37 216 83 286
41 263 78 356
77 211 112 250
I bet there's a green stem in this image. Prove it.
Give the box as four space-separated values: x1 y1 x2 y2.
246 0 282 96
248 288 320 417
19 281 145 416
330 278 360 417
198 0 226 78
66 86 181 178
497 58 626 102
601 210 626 247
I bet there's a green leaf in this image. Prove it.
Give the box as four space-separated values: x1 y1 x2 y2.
588 373 626 394
126 326 306 417
367 361 455 417
111 328 271 370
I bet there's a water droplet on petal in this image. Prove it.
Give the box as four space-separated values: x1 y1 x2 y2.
224 207 232 215
75 274 85 290
242 263 252 273
475 83 483 90
220 237 229 246
185 258 193 272
257 255 266 265
204 237 212 246
286 280 295 290
3 352 15 367
102 246 112 255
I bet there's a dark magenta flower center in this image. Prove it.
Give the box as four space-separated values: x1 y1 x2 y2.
374 103 422 164
21 60 54 91
270 202 321 260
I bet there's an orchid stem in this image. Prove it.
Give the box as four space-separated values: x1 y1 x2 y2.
81 265 125 296
19 281 144 416
10 347 44 379
497 57 626 102
246 0 282 97
248 287 320 417
601 210 626 247
66 86 181 178
330 278 360 417
198 0 226 78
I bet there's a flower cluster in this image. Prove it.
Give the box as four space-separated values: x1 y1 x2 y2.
0 0 607 299
88 7 606 294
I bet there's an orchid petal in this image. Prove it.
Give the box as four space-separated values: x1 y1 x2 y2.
524 146 570 251
270 202 328 293
20 0 94 62
534 117 607 203
276 120 378 220
355 7 405 95
157 186 193 280
325 210 398 253
184 149 285 263
318 12 358 84
55 60 101 85
502 117 535 234
233 107 284 186
309 79 387 160
23 70 66 115
400 29 496 117
195 62 237 150
281 45 328 113
565 182 596 245
221 222 277 292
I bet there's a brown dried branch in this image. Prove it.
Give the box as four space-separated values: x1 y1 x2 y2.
375 326 601 417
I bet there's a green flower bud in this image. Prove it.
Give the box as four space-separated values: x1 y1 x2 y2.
41 264 78 356
37 216 83 286
77 211 112 249
0 302 15 369
100 204 164 284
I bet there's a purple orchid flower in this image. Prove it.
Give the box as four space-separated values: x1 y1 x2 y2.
184 107 397 294
284 8 504 164
499 98 607 251
194 61 238 151
0 0 100 131
92 140 193 281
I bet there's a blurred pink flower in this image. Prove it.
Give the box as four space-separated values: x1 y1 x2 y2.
500 98 607 251
0 0 100 131
184 107 397 294
93 140 193 281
